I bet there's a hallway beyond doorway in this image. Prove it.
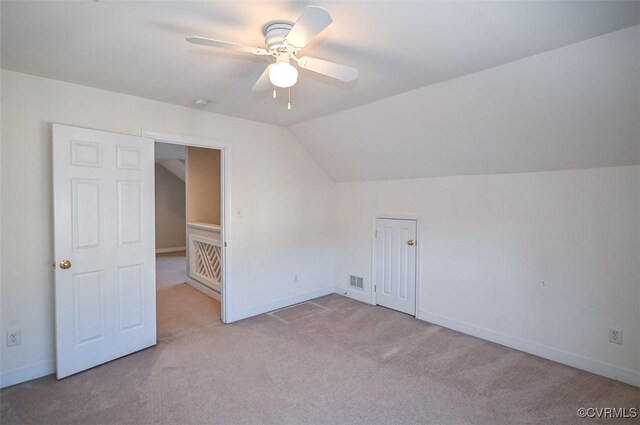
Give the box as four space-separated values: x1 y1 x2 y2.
156 251 221 340
156 251 187 289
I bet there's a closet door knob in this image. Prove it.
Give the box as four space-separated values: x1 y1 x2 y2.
59 260 72 270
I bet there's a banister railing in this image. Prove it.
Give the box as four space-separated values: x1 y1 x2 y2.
187 222 222 292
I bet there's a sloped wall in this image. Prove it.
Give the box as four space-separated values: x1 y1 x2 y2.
312 25 640 385
155 163 186 250
290 26 639 182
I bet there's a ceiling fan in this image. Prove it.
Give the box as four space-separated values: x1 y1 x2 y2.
186 5 358 109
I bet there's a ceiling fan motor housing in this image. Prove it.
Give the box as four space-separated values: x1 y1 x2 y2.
185 5 357 99
263 22 294 51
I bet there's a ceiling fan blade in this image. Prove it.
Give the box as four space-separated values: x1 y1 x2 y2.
284 6 332 50
297 56 358 82
252 65 273 91
186 36 270 56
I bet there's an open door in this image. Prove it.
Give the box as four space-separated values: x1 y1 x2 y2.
53 124 156 379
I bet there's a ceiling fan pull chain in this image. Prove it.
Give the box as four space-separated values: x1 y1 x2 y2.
273 87 277 99
288 87 292 111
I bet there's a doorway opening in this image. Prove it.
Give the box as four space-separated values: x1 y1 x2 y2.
52 125 232 378
147 130 232 328
154 142 223 330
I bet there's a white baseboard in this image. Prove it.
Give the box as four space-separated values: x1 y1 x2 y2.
185 276 220 301
418 310 640 388
155 246 186 254
334 286 374 305
1 360 56 389
231 286 336 322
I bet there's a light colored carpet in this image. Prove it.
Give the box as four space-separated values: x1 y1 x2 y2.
155 251 187 290
1 290 638 425
269 301 327 323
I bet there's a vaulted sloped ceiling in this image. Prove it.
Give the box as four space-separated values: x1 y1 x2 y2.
1 1 638 181
1 1 638 127
290 26 640 181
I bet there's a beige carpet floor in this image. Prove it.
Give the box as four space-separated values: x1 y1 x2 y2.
1 287 638 424
155 251 188 290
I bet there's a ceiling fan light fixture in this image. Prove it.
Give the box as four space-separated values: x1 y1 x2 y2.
186 5 358 108
269 61 298 88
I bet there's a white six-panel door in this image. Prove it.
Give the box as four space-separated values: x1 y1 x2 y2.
53 124 156 379
375 218 417 315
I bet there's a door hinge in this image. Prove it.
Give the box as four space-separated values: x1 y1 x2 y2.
374 285 377 293
374 230 377 239
224 241 227 247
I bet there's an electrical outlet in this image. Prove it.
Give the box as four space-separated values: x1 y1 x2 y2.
609 328 623 345
6 330 21 347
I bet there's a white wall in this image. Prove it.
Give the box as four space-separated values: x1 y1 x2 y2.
0 70 335 387
334 165 639 385
155 163 186 250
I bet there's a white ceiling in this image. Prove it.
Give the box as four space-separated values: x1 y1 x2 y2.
2 1 638 126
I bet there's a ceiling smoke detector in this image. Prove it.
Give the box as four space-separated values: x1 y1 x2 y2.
193 98 210 106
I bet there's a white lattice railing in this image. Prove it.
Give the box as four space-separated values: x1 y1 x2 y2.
193 238 222 285
187 223 222 291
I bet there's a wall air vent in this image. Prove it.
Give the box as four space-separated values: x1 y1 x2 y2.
349 275 364 289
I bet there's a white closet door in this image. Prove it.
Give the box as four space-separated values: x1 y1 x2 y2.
375 218 417 315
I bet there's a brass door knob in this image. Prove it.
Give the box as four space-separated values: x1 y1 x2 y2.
59 260 72 270
407 240 415 246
